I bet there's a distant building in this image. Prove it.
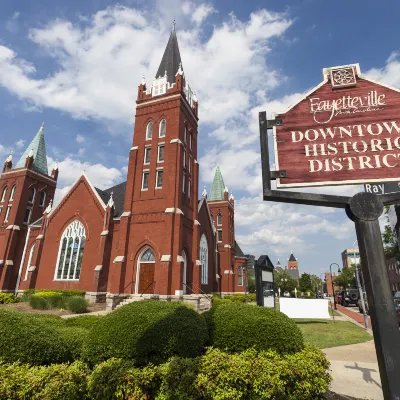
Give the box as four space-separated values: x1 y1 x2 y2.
286 252 300 280
275 259 284 273
341 248 360 269
325 271 340 296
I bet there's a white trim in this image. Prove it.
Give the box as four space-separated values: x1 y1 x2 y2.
5 260 13 266
13 225 20 231
36 234 44 240
114 256 125 263
94 265 103 271
165 207 175 213
137 94 180 107
216 274 221 279
121 211 131 218
155 168 163 189
28 265 36 272
141 171 150 191
159 119 166 138
100 230 109 236
175 208 183 215
177 255 184 262
146 121 153 140
194 220 201 226
196 260 202 266
130 146 139 151
161 255 171 262
170 139 183 144
224 244 231 248
143 146 151 165
157 143 165 163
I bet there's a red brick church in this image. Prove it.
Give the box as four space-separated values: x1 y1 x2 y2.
0 27 247 308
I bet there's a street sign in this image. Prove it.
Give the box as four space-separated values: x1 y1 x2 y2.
273 63 400 188
364 182 400 194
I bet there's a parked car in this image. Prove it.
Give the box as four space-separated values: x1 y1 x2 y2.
340 288 359 306
359 295 400 326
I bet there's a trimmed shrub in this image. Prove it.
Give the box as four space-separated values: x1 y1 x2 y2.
212 296 230 308
24 313 66 328
0 361 88 400
59 327 89 361
64 315 102 330
0 309 70 365
0 293 17 304
224 293 245 302
205 302 304 354
195 346 331 400
35 291 58 297
59 290 86 297
66 296 88 313
247 293 256 302
29 295 51 310
83 300 208 365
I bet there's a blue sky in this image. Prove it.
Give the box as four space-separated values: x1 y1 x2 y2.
0 0 399 277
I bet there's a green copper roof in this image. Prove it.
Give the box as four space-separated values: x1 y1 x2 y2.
209 166 226 201
15 124 48 176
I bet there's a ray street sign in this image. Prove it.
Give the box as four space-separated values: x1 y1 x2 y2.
273 64 400 188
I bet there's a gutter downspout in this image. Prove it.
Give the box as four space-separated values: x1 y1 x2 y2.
15 227 31 295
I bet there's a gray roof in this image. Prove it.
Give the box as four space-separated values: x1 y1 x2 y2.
29 217 43 228
156 29 182 84
256 255 275 269
95 181 126 218
287 268 300 280
289 253 297 262
15 124 48 176
235 241 245 258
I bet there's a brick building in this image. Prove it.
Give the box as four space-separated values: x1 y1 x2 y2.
0 27 247 307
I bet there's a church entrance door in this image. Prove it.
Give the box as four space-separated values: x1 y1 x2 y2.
136 248 155 295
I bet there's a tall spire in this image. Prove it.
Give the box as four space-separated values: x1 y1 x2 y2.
15 123 48 176
209 166 226 201
156 23 183 84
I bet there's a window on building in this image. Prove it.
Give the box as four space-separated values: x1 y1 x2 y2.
156 169 163 188
23 208 32 225
144 146 151 164
217 213 222 226
217 229 222 242
28 187 36 205
9 185 16 202
184 125 187 144
24 244 35 281
188 156 192 173
39 191 46 208
238 267 244 286
188 179 191 199
142 171 150 190
4 206 11 222
159 119 166 137
0 207 2 216
183 149 186 168
157 144 165 163
182 174 186 193
1 187 7 202
200 234 208 285
146 121 153 140
189 133 192 150
55 220 86 280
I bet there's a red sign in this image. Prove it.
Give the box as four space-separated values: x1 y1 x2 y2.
274 64 400 188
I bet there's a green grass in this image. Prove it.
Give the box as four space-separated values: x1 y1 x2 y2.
295 319 372 349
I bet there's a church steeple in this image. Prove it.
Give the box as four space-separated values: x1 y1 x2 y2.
15 123 48 176
155 24 183 85
209 166 226 201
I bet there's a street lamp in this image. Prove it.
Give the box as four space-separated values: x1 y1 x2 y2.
354 240 369 330
330 263 341 310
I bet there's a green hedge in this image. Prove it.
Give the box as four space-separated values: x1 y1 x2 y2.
0 361 88 400
59 327 89 361
223 293 257 302
0 293 17 304
1 346 330 399
22 289 86 298
29 294 88 313
83 300 209 365
0 310 70 365
66 296 88 313
64 315 102 330
205 302 304 355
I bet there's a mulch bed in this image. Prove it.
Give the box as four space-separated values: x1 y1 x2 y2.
322 391 367 400
0 301 106 315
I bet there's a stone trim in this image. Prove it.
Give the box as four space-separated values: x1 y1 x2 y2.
170 138 183 144
177 255 184 262
175 208 183 215
194 220 201 225
195 260 202 266
94 265 103 271
28 265 36 272
120 211 131 218
130 146 139 151
100 230 109 236
113 256 125 263
5 260 13 266
165 207 175 213
224 244 231 248
161 255 171 262
37 234 44 240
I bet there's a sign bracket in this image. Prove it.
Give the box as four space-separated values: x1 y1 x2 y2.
259 110 400 399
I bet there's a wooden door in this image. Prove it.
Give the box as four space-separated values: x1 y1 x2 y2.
138 263 155 294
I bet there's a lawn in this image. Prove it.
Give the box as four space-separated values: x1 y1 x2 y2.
295 319 372 349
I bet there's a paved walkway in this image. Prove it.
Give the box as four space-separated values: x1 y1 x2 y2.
61 310 110 319
323 341 383 400
336 304 372 328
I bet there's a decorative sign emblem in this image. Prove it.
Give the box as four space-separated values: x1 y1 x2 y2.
330 66 357 89
273 63 400 188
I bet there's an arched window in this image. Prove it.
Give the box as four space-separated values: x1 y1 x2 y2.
24 244 35 281
55 220 86 280
200 234 208 285
136 248 155 294
9 185 16 202
217 213 222 226
1 187 7 202
159 119 166 137
39 191 46 208
146 121 153 140
238 267 244 286
184 125 187 143
28 187 36 205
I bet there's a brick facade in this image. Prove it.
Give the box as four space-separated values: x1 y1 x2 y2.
0 28 247 298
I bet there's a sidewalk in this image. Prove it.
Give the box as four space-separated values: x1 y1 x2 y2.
336 304 372 328
323 341 382 400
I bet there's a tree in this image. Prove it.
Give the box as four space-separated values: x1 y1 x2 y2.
310 274 323 294
334 265 356 289
382 205 400 260
273 270 297 293
299 273 312 292
247 267 256 293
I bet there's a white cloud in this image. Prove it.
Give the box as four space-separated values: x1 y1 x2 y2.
0 145 8 157
15 139 25 149
192 4 215 25
76 134 85 143
5 12 20 33
78 148 86 156
365 52 400 89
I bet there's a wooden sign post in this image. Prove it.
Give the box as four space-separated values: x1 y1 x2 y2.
259 63 400 399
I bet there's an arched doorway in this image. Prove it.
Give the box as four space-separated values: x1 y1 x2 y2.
200 234 208 285
135 248 155 295
182 250 187 294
